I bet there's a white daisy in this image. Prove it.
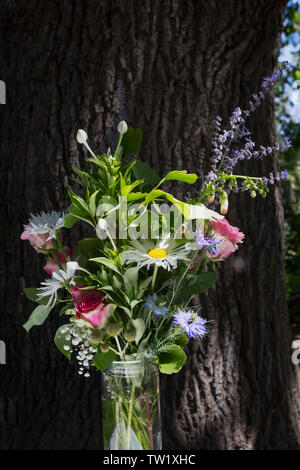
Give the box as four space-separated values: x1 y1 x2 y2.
37 265 77 307
24 211 65 240
122 237 191 271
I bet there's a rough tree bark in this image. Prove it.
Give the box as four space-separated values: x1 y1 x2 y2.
0 0 299 450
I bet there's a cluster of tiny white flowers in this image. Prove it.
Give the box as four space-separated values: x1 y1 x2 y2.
60 325 97 378
107 148 115 163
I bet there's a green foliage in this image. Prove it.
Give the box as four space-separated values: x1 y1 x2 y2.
23 305 53 332
278 2 300 334
93 348 116 370
24 287 50 305
171 271 219 305
121 127 143 156
54 325 72 360
164 170 198 184
156 344 187 374
78 238 102 258
133 161 161 186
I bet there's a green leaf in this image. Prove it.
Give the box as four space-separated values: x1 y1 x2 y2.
89 257 121 275
124 267 139 289
127 318 145 345
143 189 190 217
189 203 223 220
23 304 52 332
126 192 146 202
54 325 72 360
157 344 187 374
121 180 144 196
68 204 94 227
93 348 116 370
24 287 51 305
189 272 219 294
67 188 94 226
172 272 219 305
68 188 89 212
164 170 198 184
133 161 161 186
121 128 143 156
137 332 151 356
174 334 189 346
78 238 102 258
89 190 100 216
64 214 79 228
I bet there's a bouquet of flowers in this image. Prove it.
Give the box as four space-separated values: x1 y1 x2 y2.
21 62 290 450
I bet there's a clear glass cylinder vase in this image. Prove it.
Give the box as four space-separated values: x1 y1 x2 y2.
101 359 162 450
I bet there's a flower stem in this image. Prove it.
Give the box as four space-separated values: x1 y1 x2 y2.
168 265 189 309
51 250 64 270
56 235 68 259
115 336 124 360
151 265 158 291
127 384 135 449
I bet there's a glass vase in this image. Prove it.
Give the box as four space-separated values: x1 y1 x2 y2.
101 359 162 450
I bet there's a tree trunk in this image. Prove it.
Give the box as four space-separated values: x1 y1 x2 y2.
0 0 299 450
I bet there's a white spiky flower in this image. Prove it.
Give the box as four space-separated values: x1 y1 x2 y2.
122 236 191 271
24 211 65 240
37 265 77 307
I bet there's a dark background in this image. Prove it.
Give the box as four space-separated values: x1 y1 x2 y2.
0 0 299 450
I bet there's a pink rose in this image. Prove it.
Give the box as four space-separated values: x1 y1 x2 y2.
208 218 244 260
21 230 54 252
71 286 111 328
43 247 72 275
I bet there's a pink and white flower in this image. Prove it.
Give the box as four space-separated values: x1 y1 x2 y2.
208 218 244 259
43 247 72 275
71 286 111 329
20 211 65 252
21 231 55 252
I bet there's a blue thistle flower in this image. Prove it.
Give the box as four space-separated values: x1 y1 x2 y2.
195 233 220 251
173 309 207 339
145 294 168 318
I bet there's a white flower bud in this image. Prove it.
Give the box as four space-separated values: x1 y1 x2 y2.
66 261 79 271
76 129 88 144
96 218 109 240
76 129 96 158
117 121 128 134
220 193 228 215
98 218 108 231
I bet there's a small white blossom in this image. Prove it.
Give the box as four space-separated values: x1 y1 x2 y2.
37 265 77 307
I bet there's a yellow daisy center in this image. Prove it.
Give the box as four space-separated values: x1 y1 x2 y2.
147 248 167 259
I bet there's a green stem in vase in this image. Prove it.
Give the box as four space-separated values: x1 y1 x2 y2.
127 384 136 449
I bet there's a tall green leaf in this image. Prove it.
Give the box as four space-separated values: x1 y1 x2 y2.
23 305 52 332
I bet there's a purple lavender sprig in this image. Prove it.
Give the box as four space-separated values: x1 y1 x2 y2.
206 61 290 179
